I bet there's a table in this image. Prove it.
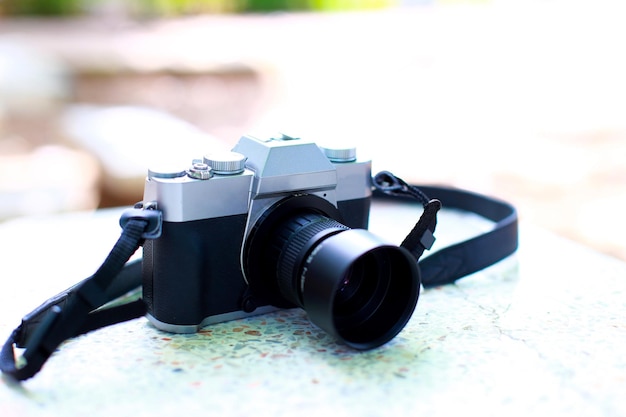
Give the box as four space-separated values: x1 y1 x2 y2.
1 201 625 417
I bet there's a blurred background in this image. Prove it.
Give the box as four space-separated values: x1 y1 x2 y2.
0 0 624 260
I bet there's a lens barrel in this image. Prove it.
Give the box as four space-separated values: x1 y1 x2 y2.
244 195 420 350
273 213 349 306
276 216 420 349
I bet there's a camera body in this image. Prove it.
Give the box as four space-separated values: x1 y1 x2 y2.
142 133 373 333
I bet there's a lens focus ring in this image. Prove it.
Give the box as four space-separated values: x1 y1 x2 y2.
274 214 348 306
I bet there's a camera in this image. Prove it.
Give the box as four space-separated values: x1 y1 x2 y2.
141 133 420 349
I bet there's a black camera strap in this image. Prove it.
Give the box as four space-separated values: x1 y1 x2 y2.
0 207 162 381
372 172 519 288
1 173 517 381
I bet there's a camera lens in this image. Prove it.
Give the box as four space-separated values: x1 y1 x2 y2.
283 225 419 350
244 195 420 350
273 217 419 349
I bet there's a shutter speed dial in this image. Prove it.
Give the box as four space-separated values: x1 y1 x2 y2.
204 151 247 175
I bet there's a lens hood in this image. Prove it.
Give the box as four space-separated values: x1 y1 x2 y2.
299 229 420 349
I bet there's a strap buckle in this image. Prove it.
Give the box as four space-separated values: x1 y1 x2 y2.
119 202 162 239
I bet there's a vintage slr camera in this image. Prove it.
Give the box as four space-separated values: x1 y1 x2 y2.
141 133 420 349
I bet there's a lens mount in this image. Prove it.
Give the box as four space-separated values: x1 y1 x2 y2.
243 194 344 307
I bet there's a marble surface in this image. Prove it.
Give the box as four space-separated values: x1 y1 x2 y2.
1 201 625 417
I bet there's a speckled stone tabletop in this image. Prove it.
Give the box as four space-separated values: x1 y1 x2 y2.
1 201 625 417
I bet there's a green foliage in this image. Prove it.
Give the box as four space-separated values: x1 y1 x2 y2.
2 0 84 15
1 0 398 16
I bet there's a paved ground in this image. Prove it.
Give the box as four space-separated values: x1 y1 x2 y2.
1 1 625 260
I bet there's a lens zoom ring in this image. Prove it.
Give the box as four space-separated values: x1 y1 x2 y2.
276 215 349 305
